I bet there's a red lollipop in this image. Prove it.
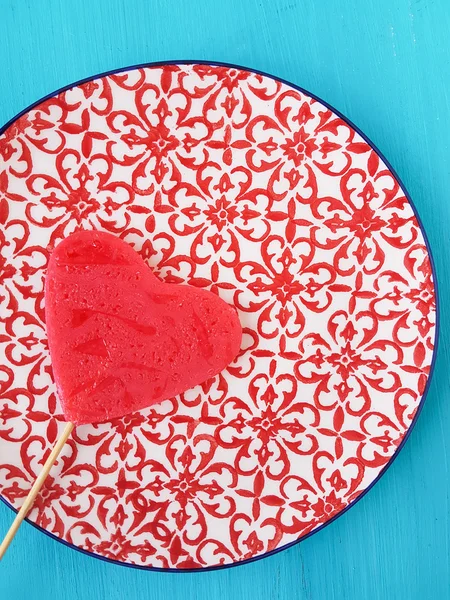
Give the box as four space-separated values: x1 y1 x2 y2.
0 231 242 557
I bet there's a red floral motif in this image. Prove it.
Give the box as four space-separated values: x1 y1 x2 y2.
25 149 136 244
217 367 320 480
294 310 408 415
281 127 319 166
234 234 350 338
136 435 238 541
0 64 436 569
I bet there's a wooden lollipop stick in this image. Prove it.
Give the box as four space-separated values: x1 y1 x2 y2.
0 421 75 560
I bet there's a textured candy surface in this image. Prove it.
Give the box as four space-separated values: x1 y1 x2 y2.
45 230 242 424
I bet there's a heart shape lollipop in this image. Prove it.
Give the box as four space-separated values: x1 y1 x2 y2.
45 230 242 424
0 230 242 557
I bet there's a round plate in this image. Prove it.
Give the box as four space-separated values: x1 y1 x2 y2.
0 62 438 570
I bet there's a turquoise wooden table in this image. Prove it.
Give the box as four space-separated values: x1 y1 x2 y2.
1 0 449 598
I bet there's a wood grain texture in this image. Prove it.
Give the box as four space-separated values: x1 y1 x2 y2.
0 0 449 598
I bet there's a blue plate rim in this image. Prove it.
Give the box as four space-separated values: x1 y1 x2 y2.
0 59 440 573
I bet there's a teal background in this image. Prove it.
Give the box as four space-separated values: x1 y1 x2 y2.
1 0 449 598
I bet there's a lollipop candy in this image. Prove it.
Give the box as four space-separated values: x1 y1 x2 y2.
0 230 242 557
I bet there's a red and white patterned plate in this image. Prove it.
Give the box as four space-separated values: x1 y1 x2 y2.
0 62 437 570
